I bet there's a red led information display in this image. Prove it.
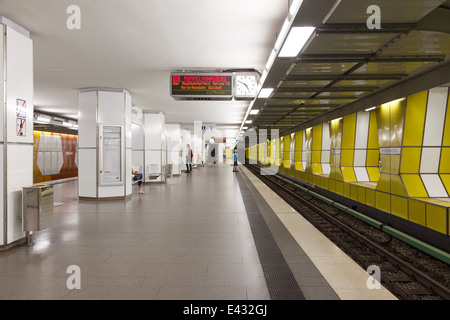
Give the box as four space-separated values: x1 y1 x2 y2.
171 73 233 100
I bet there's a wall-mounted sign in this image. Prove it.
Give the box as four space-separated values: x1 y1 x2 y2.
16 99 27 136
171 73 233 100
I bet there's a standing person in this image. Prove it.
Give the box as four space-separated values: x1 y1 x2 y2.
233 149 238 172
186 144 193 173
132 168 144 194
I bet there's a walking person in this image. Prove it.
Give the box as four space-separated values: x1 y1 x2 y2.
233 149 238 172
186 144 193 173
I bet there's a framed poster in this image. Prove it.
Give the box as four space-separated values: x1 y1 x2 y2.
16 99 27 136
99 125 124 185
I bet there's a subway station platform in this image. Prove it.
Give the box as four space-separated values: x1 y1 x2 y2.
0 164 396 300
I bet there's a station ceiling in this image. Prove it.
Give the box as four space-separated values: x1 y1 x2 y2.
1 0 450 141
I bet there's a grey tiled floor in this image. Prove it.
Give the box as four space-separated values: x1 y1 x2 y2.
0 165 270 300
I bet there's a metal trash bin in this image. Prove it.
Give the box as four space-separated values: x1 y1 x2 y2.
22 184 54 232
165 164 173 178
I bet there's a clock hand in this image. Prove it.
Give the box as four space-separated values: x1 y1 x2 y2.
238 81 249 90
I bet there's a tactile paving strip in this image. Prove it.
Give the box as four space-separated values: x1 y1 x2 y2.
236 173 306 300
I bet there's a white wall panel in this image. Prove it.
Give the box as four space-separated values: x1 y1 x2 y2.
354 150 367 167
6 26 33 144
98 185 125 198
125 148 132 196
125 92 132 149
78 149 97 197
420 147 440 173
321 150 330 164
355 112 370 149
421 174 448 197
321 123 330 150
98 91 125 125
132 124 144 150
132 150 144 171
322 164 331 175
7 144 32 244
0 148 3 245
78 91 98 148
144 113 165 150
355 167 370 181
423 87 448 146
0 26 4 143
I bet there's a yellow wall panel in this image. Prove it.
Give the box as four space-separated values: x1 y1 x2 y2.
389 98 406 147
426 204 447 235
400 148 421 173
341 150 354 167
390 155 401 174
335 181 344 195
401 174 428 197
295 162 304 171
366 149 379 167
312 151 321 164
312 124 323 151
403 91 427 146
366 189 375 207
312 163 323 174
441 174 450 194
341 167 356 181
377 103 391 148
391 195 408 219
376 173 391 193
367 167 381 182
442 90 450 146
358 186 366 204
376 191 391 213
344 182 351 198
367 111 379 149
391 174 407 197
342 113 356 149
350 184 358 201
439 148 450 173
409 199 426 227
328 179 336 192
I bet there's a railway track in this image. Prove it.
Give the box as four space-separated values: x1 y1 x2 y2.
245 164 450 300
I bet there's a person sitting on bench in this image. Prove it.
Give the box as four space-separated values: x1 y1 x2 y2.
132 168 144 194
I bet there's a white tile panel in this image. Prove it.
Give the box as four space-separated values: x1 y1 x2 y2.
322 123 330 150
355 112 370 149
420 147 440 173
0 26 3 143
6 26 33 144
321 150 330 164
322 164 331 175
98 91 125 125
7 144 33 244
354 149 367 167
354 167 370 182
0 148 3 245
78 148 97 198
78 91 98 148
423 87 448 146
421 174 448 197
132 124 144 150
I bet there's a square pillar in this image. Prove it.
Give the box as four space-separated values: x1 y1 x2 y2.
78 88 132 199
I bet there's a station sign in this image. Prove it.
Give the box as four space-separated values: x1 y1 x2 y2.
170 73 233 100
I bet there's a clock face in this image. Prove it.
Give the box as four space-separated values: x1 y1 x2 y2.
235 75 257 98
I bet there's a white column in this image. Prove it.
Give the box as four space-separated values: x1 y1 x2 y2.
0 18 34 247
78 88 132 199
144 112 166 183
165 123 181 175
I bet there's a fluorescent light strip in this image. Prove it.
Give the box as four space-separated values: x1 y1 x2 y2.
259 88 274 99
250 109 259 115
278 27 315 58
365 106 377 112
